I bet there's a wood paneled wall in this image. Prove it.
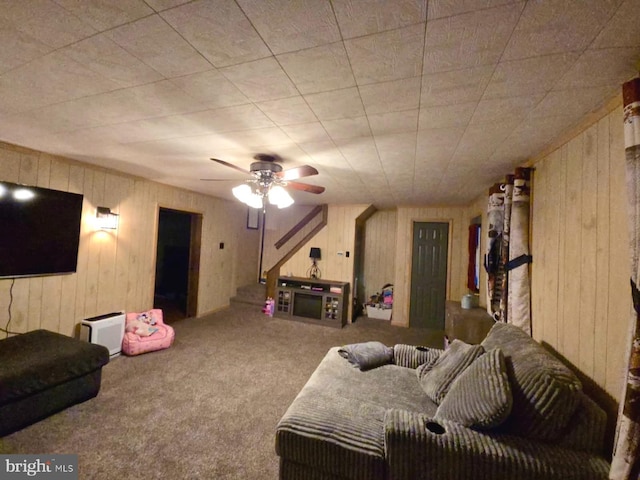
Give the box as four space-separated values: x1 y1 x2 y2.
276 205 369 319
392 207 468 327
529 106 630 400
362 210 397 301
261 204 315 275
0 142 259 338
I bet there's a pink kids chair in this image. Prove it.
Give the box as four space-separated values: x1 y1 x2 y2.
121 309 175 356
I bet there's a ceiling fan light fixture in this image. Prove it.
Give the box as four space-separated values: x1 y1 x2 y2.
268 185 294 209
232 183 252 202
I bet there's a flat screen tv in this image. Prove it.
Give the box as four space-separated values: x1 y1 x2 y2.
0 181 83 279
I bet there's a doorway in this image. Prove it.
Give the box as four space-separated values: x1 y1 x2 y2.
154 208 202 322
409 222 449 329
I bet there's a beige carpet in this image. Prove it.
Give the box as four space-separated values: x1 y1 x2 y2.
0 305 442 479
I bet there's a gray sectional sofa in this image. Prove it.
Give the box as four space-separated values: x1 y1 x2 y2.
275 322 611 479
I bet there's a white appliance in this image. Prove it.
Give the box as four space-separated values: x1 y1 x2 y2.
80 312 125 357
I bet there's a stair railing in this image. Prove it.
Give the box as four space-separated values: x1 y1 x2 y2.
265 204 328 299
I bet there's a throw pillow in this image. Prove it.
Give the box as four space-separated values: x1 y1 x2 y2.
394 344 443 369
417 339 484 404
435 348 512 430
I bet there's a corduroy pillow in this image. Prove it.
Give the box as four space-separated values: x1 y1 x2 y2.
481 322 582 441
417 339 484 404
435 348 512 429
394 344 443 369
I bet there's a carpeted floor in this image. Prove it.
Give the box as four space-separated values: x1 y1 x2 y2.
0 305 443 479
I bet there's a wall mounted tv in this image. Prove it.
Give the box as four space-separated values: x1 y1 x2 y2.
0 181 84 279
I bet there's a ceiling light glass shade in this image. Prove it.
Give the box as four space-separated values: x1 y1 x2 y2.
232 184 252 203
246 192 263 209
268 185 294 209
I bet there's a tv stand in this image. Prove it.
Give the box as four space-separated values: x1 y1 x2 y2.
275 276 349 328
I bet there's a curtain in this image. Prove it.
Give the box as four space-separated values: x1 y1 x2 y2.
484 169 532 333
610 77 640 480
467 224 480 292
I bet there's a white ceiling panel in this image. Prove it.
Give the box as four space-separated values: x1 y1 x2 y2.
345 24 425 84
333 0 427 39
0 0 637 207
277 42 355 94
237 0 340 54
161 0 271 67
423 3 523 74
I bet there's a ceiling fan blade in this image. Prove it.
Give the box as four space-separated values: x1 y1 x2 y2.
210 157 250 174
286 181 325 194
277 165 318 181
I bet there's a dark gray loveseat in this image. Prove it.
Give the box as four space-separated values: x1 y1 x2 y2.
275 322 611 479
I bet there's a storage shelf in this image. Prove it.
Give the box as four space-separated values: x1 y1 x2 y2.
275 276 349 328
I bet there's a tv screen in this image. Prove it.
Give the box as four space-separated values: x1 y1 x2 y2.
0 181 83 279
293 292 322 320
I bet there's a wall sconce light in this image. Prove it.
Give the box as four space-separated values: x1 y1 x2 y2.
96 207 119 230
308 247 321 279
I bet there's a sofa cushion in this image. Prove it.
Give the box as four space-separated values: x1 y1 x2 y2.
481 322 582 441
417 339 484 404
0 329 109 405
435 348 512 429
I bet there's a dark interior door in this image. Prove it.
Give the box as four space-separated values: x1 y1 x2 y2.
409 222 449 329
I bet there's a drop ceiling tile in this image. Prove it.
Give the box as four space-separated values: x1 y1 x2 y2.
63 34 164 88
418 102 474 129
531 85 620 120
304 87 365 121
415 127 463 167
0 50 121 114
277 43 355 94
0 1 96 49
169 69 249 109
333 0 426 39
470 94 545 124
423 3 523 74
281 122 333 143
360 77 421 115
0 26 53 74
376 132 418 169
221 127 294 149
427 0 521 20
106 15 211 78
220 57 298 102
161 0 271 68
237 0 340 54
345 23 425 84
502 0 620 60
144 0 191 11
482 53 580 100
334 136 380 169
453 121 514 163
53 0 153 31
369 110 419 135
420 65 494 106
256 96 317 125
555 48 639 89
181 104 275 134
593 0 640 48
322 117 371 140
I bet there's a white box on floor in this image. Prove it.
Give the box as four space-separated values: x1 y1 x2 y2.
80 311 125 357
366 306 392 321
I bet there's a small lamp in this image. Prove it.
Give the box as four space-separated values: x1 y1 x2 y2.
96 206 119 230
308 247 321 279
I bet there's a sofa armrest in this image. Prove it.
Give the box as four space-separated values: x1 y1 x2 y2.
392 345 443 369
384 409 610 480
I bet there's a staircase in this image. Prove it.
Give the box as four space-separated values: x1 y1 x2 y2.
230 283 267 308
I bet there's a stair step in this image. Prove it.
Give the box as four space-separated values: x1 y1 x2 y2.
231 283 266 307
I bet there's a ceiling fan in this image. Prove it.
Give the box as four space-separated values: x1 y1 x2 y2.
201 154 325 209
